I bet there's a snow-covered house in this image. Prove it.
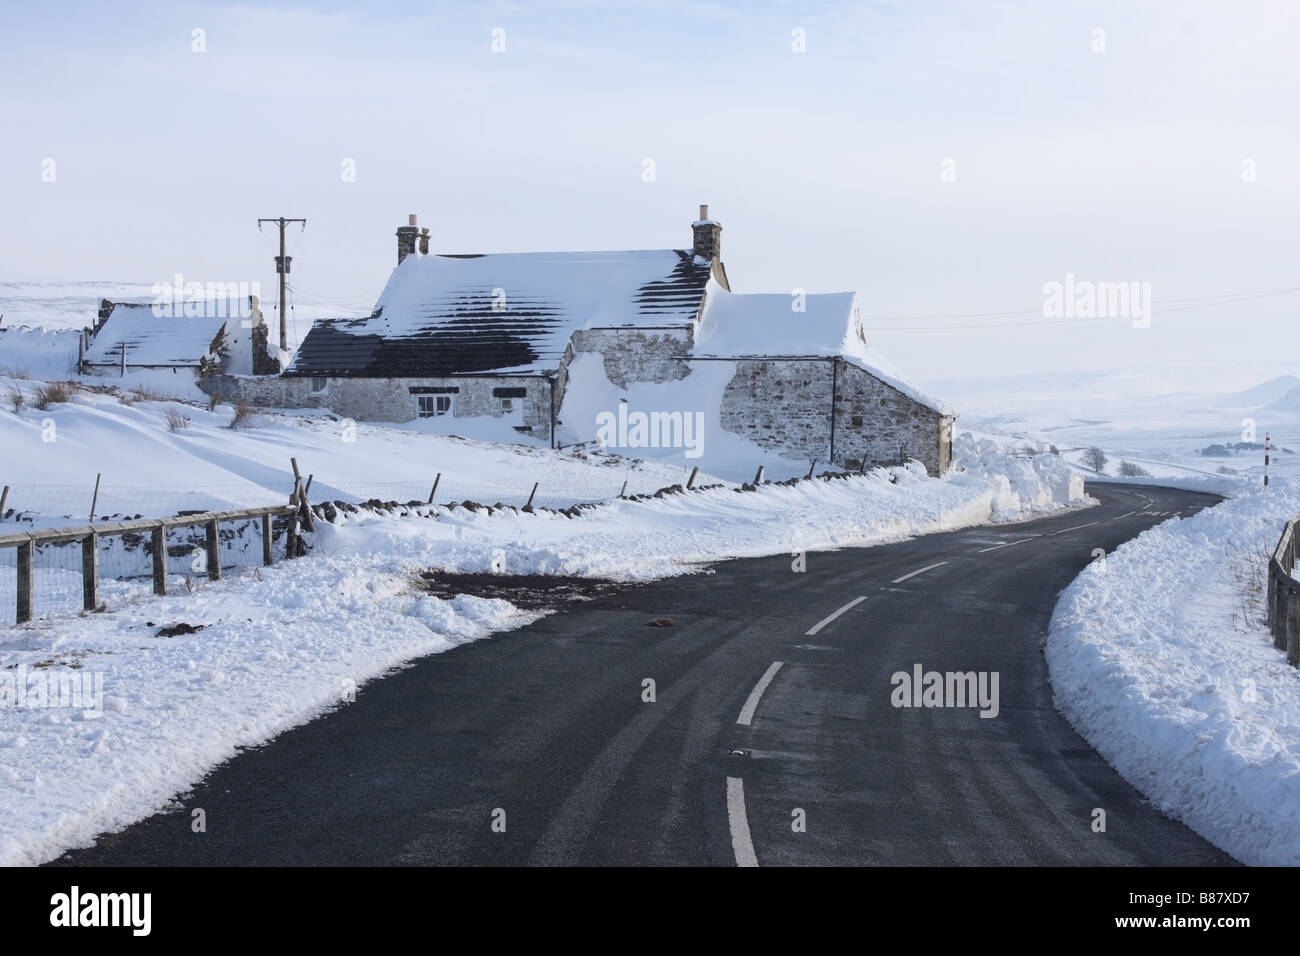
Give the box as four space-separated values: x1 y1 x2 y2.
82 297 277 378
236 208 953 474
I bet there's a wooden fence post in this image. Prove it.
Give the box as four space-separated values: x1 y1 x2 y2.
619 479 628 499
752 466 764 485
1276 577 1289 651
686 466 699 490
82 532 99 611
89 473 101 522
262 513 273 566
427 473 441 505
0 484 9 519
151 524 166 595
297 479 315 532
806 460 817 479
524 482 539 511
16 537 33 624
205 519 221 580
1288 591 1300 668
286 504 300 556
1269 565 1280 643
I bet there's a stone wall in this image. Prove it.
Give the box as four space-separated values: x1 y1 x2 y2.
719 359 834 466
831 361 950 476
212 374 555 438
717 357 950 475
555 327 694 418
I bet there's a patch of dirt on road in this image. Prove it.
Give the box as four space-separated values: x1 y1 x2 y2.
416 571 637 610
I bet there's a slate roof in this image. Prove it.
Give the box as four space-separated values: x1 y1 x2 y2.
83 304 228 367
286 249 711 377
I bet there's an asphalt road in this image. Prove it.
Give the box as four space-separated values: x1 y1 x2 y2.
53 482 1235 866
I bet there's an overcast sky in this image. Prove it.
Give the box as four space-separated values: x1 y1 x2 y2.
2 0 1296 388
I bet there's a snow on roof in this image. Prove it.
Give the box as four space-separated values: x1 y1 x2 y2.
288 249 710 377
692 279 953 415
83 311 227 367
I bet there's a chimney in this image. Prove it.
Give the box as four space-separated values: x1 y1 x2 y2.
396 213 420 265
691 204 722 262
418 225 430 256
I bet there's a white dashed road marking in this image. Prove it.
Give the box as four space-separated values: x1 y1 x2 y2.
727 777 758 867
805 596 868 636
736 661 784 727
1053 521 1099 535
976 538 1035 554
891 561 949 584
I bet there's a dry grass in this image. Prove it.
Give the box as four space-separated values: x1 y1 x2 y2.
33 381 74 409
228 401 256 429
131 385 169 403
164 407 190 431
5 385 24 412
1 366 30 380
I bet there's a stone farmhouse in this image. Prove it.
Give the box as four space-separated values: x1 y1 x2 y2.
225 208 954 475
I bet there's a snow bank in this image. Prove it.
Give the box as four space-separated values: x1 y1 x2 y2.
1046 478 1300 865
0 327 80 380
952 433 1089 520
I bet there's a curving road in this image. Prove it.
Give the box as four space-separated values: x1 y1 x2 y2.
53 482 1234 866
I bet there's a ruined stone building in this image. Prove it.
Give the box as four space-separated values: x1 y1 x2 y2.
82 296 276 378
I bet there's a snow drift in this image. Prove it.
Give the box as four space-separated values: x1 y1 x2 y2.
1047 478 1300 865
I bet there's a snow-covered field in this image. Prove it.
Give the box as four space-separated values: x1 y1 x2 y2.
0 440 1086 866
1047 476 1300 865
935 365 1300 486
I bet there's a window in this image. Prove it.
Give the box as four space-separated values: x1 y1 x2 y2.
310 376 328 394
499 398 514 413
418 395 452 417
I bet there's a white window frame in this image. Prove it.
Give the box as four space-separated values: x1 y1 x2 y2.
418 395 452 418
310 376 328 395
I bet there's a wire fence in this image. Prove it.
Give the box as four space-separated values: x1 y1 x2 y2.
0 462 723 626
0 513 296 627
0 471 665 531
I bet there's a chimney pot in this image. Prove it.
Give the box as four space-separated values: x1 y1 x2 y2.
699 204 709 221
408 213 418 226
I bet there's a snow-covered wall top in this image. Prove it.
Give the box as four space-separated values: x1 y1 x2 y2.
692 279 953 415
288 249 711 377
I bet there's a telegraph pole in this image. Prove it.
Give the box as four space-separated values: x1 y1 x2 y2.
257 217 306 351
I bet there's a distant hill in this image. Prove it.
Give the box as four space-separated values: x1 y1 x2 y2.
1227 374 1300 407
1268 386 1300 413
